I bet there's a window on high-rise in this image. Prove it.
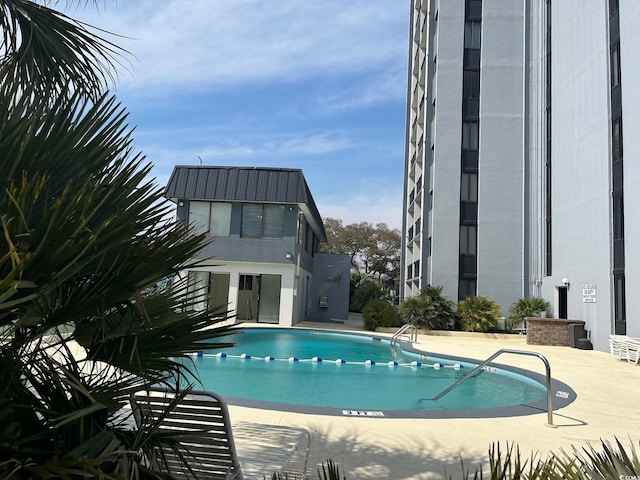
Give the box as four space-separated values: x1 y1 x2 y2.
462 122 479 150
609 0 625 334
544 0 552 277
611 44 621 88
464 21 481 49
459 225 477 255
612 118 623 161
461 173 478 202
463 71 480 98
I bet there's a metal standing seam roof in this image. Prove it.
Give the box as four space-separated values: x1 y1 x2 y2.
164 166 326 241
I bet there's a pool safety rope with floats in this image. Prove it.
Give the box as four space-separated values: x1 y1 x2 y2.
188 351 463 370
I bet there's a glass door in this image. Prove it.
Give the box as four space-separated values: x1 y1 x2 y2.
258 274 281 323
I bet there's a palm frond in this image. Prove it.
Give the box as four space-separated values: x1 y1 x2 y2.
0 0 128 103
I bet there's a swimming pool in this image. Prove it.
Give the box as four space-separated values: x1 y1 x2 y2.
181 327 576 418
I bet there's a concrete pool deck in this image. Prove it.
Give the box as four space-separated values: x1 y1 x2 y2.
227 316 640 479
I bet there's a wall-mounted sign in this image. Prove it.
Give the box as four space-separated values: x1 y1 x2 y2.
582 284 596 303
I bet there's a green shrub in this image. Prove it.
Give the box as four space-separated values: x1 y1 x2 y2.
457 296 502 332
507 297 551 331
399 286 455 330
349 276 387 312
362 299 401 331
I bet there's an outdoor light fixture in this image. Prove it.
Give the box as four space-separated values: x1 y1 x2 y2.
285 252 293 260
561 277 570 288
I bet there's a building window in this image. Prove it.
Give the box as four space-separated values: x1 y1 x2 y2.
462 122 479 150
297 214 304 244
612 117 623 162
460 173 478 202
186 271 209 311
463 71 480 98
609 0 619 15
239 274 253 291
464 21 481 49
459 225 477 255
609 0 625 334
241 204 263 238
210 203 232 236
610 44 621 88
305 223 313 252
458 279 477 300
188 201 232 237
188 201 210 235
544 0 552 277
614 274 626 327
241 203 285 238
466 0 482 20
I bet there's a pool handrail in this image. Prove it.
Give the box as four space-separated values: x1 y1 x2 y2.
391 323 419 346
421 348 556 427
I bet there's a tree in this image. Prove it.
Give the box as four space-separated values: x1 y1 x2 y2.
508 297 550 331
349 272 388 312
362 299 401 331
0 2 233 477
398 286 456 330
321 217 400 283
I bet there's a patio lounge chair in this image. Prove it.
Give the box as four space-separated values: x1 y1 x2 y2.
131 388 310 480
608 334 640 365
608 334 629 361
625 338 640 365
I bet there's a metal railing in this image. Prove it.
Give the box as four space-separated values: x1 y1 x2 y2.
420 348 556 427
390 324 419 346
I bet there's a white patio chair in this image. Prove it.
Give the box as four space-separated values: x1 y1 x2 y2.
625 338 640 365
608 334 629 361
131 388 310 480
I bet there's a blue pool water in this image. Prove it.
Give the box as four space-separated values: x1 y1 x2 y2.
180 328 554 417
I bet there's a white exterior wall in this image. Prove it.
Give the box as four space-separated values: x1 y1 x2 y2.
476 0 525 315
619 0 640 340
429 1 464 302
186 261 306 327
540 1 612 351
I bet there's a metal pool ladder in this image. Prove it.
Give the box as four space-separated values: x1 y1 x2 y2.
390 324 418 346
420 348 557 427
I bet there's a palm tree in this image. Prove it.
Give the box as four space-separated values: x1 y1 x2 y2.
457 296 502 332
1 2 234 477
398 286 455 330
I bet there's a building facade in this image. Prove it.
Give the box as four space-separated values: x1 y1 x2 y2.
165 166 350 326
401 0 640 351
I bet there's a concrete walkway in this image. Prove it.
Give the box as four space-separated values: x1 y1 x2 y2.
228 316 640 479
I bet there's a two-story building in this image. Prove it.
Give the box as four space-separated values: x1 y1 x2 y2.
164 165 349 326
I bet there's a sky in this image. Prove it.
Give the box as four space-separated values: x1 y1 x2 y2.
71 1 409 230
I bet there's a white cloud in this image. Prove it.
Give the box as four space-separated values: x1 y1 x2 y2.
265 132 352 156
73 1 408 95
140 130 355 179
318 70 408 113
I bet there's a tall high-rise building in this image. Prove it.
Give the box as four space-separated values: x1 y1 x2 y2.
401 0 640 351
